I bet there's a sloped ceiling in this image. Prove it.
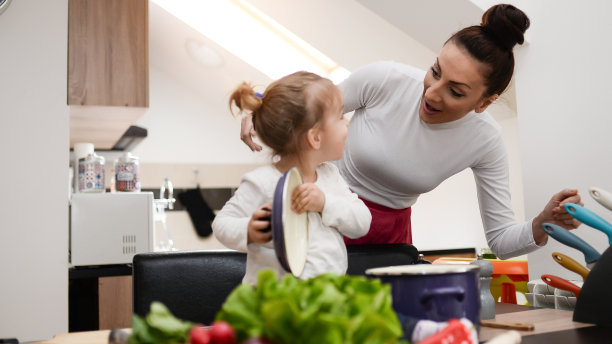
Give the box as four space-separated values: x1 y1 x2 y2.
148 0 516 128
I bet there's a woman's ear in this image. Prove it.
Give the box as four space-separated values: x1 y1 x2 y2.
306 127 322 150
475 94 499 113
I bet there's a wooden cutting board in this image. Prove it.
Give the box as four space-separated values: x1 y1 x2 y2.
37 329 113 344
479 308 594 342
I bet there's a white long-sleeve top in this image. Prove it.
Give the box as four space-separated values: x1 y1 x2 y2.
335 61 542 259
212 162 371 284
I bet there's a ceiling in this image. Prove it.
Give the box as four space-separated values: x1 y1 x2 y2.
148 0 517 126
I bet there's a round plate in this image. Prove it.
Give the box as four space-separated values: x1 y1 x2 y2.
271 167 308 276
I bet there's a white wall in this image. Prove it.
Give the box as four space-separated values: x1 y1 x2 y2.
509 0 612 280
0 0 69 341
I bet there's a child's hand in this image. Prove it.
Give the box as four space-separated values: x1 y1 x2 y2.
291 183 325 214
247 204 272 244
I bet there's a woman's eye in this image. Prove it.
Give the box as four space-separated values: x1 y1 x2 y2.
430 67 440 78
450 88 464 98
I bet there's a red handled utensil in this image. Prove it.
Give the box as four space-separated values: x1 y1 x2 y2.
541 274 581 297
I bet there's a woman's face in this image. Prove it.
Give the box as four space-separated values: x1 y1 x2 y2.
419 41 497 124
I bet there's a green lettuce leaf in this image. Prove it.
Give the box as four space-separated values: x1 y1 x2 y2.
215 270 407 344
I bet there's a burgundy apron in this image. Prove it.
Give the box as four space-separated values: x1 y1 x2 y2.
344 197 412 245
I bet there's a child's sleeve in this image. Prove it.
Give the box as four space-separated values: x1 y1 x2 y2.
212 173 267 252
320 164 372 239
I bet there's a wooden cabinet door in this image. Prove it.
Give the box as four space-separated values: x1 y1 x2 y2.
68 0 149 107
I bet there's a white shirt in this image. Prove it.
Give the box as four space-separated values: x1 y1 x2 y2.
212 163 371 284
335 61 541 259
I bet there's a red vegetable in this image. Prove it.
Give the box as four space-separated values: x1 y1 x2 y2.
190 325 211 344
209 321 237 344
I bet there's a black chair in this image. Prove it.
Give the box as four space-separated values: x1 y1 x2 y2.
346 244 420 275
132 244 420 325
132 250 246 325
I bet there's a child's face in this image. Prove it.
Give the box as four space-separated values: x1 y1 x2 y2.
319 88 349 161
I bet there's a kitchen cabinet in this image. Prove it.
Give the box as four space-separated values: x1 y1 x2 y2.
69 266 133 332
68 0 148 107
68 0 149 150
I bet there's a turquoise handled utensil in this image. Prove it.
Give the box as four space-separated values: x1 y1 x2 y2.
565 203 612 244
542 223 600 269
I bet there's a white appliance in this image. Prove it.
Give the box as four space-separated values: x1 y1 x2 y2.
70 192 154 266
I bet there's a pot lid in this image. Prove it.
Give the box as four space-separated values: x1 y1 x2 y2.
366 264 479 276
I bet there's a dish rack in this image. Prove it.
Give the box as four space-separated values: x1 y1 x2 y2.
526 279 583 310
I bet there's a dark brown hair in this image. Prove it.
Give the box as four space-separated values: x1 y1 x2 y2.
229 71 335 157
447 4 530 97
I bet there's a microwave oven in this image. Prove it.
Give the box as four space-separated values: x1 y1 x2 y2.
70 192 154 266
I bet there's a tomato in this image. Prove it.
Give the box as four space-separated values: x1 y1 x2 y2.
209 321 237 344
190 325 211 344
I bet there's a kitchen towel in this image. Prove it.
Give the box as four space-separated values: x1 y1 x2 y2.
177 187 215 238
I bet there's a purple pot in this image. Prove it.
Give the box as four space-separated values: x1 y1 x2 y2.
366 265 481 325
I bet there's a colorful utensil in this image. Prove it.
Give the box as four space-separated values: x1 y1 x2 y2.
565 203 612 244
551 252 590 281
541 274 581 297
542 223 600 269
590 187 612 212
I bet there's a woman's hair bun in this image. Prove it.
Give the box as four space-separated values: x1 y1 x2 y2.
481 4 530 51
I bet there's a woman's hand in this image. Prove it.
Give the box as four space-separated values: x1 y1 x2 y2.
291 183 325 214
241 115 263 152
247 204 272 244
532 189 583 244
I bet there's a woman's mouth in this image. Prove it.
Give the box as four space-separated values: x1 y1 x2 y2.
422 100 441 115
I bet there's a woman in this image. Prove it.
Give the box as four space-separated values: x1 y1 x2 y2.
240 4 582 259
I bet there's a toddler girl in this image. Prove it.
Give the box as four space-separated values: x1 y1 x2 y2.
212 71 371 284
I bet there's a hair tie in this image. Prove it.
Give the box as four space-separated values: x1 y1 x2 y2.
255 92 263 98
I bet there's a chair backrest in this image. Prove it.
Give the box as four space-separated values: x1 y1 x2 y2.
132 250 246 325
132 244 419 324
346 244 419 275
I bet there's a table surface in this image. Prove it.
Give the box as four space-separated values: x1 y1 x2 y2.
35 303 610 344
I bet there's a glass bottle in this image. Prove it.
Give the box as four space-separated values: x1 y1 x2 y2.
78 152 105 193
114 152 141 192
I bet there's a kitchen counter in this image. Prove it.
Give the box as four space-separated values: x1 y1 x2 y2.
36 302 610 344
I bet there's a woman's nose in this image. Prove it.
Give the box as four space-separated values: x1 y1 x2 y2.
425 82 443 103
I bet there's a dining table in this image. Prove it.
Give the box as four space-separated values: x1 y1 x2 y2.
34 303 610 344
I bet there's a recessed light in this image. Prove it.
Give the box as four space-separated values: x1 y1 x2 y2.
185 39 224 68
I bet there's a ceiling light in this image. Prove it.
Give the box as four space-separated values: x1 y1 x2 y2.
185 39 224 68
152 0 350 84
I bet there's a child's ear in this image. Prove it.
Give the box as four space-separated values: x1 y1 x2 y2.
306 127 322 150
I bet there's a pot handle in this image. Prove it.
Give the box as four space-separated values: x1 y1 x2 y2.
420 286 466 304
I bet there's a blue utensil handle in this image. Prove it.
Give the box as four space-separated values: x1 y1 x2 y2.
420 286 465 304
542 223 601 264
565 203 612 244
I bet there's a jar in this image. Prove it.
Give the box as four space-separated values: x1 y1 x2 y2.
78 152 105 193
114 152 141 192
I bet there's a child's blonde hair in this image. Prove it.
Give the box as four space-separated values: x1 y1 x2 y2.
229 71 336 157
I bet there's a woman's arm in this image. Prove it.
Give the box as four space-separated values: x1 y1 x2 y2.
473 138 581 259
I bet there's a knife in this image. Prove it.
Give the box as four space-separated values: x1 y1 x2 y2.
551 252 589 281
542 223 600 269
565 202 612 244
590 187 612 212
541 274 581 297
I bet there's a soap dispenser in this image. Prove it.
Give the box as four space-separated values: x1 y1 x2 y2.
470 253 496 320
